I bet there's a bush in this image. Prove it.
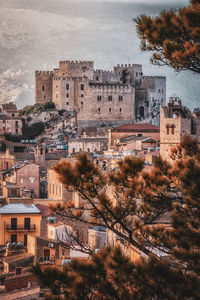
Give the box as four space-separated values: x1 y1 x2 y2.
19 101 55 116
4 122 45 142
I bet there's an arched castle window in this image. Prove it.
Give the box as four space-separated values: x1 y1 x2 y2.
80 84 84 91
98 107 101 113
42 86 45 91
97 96 101 102
66 84 69 90
109 108 112 114
119 108 122 113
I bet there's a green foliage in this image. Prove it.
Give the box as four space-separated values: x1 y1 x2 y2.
22 121 44 139
135 0 200 73
19 101 55 116
33 136 200 299
4 121 45 141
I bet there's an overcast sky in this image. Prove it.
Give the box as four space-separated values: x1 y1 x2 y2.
1 0 198 109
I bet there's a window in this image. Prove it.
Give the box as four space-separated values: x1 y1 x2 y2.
15 129 18 135
136 72 138 77
119 96 123 101
66 102 69 105
59 186 61 197
171 125 175 135
42 86 45 91
66 93 69 98
15 121 18 127
24 234 27 247
119 108 122 113
87 148 90 152
66 83 69 90
166 125 170 135
81 101 83 105
80 84 84 91
49 184 51 194
109 108 111 114
98 107 101 113
11 234 17 243
21 178 24 184
81 94 84 98
97 95 101 102
158 89 160 93
12 113 15 117
24 218 30 230
162 89 164 93
16 267 22 275
11 218 17 230
108 95 112 101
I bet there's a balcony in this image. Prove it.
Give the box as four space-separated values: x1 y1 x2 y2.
6 224 36 232
38 256 55 264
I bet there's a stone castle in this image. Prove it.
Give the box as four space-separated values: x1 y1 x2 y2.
35 60 166 127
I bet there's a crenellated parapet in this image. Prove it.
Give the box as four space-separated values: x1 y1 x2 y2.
89 84 132 93
116 64 142 68
59 60 93 65
53 76 89 82
142 76 166 80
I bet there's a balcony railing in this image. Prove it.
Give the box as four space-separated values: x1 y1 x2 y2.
38 256 55 264
6 224 36 231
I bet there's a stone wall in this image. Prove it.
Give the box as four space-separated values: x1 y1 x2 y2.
35 71 53 104
160 99 200 161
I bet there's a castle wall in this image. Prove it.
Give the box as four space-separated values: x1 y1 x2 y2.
114 64 143 85
35 60 166 127
77 84 135 123
141 76 166 106
58 61 94 79
93 70 121 83
35 71 53 104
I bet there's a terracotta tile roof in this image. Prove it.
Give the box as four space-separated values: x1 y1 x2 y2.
36 204 50 217
112 124 160 133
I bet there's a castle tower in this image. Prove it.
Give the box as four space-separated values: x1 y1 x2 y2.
34 145 47 167
35 71 53 104
160 96 200 161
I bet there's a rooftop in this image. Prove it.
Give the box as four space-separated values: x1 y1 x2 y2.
112 124 160 133
0 203 41 214
36 204 50 217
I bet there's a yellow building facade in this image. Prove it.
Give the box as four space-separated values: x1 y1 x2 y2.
0 203 42 246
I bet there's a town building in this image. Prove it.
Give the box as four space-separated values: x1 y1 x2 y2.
160 97 200 160
0 203 42 246
35 60 166 127
108 124 160 150
68 137 108 155
0 102 22 137
47 167 73 204
5 162 40 198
